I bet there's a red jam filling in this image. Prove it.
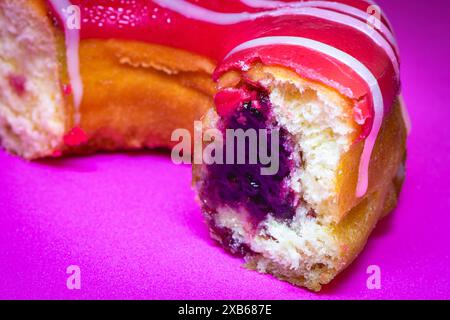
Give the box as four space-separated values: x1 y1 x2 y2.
8 74 26 96
63 126 88 147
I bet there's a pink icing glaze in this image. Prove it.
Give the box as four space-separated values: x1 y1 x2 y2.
240 0 398 52
44 0 402 197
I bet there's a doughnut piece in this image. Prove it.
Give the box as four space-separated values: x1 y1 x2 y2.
193 65 406 291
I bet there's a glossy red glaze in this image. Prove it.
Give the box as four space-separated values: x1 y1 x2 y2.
45 0 400 138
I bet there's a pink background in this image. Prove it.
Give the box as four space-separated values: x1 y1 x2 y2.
1 0 449 300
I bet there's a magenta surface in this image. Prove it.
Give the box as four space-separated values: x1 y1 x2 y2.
1 0 449 299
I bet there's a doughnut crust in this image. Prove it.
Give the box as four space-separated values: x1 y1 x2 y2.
77 40 215 153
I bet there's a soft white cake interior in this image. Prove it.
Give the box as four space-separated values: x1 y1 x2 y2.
0 0 65 159
208 77 357 288
270 81 355 215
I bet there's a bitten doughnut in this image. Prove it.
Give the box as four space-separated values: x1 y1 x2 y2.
0 0 408 291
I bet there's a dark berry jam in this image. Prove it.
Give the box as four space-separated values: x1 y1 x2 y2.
209 223 252 257
202 87 298 225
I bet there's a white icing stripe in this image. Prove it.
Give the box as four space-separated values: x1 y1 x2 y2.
248 0 396 33
154 0 399 78
48 0 83 125
226 36 384 197
240 0 399 55
154 0 261 24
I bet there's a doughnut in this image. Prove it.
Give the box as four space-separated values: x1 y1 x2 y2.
0 0 408 290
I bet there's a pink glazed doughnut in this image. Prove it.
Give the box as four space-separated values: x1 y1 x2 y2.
0 0 408 290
